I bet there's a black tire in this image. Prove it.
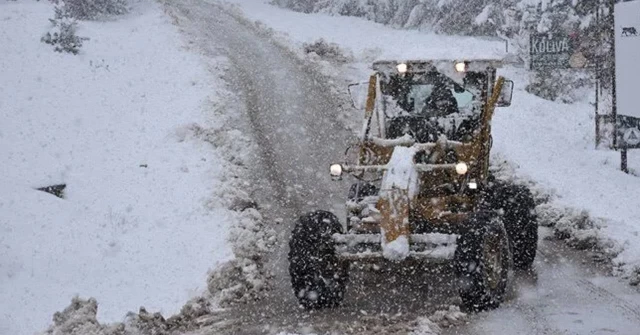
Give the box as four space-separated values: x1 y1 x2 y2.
288 210 349 309
487 180 538 269
455 213 512 312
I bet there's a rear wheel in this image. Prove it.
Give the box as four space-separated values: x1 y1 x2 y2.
455 213 512 312
288 210 349 309
487 180 538 269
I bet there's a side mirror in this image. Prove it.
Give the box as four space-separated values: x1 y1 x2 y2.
347 82 370 110
496 80 514 107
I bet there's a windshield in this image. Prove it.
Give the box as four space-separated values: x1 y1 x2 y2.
379 71 484 142
407 84 475 116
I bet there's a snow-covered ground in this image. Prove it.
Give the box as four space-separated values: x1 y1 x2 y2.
218 0 506 61
4 0 640 334
0 1 236 334
493 67 640 279
222 0 640 283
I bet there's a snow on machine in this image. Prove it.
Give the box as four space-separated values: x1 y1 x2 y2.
288 59 538 311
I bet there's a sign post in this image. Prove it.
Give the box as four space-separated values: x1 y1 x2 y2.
529 32 587 70
614 0 640 173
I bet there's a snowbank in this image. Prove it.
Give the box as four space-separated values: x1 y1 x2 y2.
221 0 640 285
492 68 640 282
271 0 604 103
217 0 506 61
0 1 235 334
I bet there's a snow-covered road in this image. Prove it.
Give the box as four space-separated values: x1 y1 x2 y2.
165 1 460 333
166 1 640 334
146 0 640 334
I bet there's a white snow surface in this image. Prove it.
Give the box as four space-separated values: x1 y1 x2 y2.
381 234 410 262
493 68 640 277
226 0 640 282
218 0 507 61
0 2 234 335
380 146 420 198
378 147 417 261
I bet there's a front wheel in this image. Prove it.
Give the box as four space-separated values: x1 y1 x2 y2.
455 213 513 312
288 210 349 309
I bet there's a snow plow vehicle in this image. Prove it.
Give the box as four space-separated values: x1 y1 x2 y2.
288 59 538 311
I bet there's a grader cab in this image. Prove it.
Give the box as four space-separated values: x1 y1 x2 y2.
288 59 538 312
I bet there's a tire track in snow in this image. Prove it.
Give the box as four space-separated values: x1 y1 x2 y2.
166 1 465 334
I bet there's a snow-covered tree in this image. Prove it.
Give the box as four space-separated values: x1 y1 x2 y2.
49 0 129 20
41 14 89 55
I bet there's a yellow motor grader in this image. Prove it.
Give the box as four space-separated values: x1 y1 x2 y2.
288 59 538 311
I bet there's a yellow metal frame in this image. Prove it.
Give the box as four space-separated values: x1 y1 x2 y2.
354 71 506 240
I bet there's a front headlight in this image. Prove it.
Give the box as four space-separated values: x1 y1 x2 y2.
397 63 408 73
455 61 468 72
455 162 468 175
330 164 343 178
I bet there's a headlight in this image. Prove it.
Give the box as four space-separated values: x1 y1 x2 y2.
455 61 467 72
397 63 408 73
455 162 468 175
467 180 478 189
330 164 343 178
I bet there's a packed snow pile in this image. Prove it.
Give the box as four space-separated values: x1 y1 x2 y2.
538 204 604 250
161 90 277 307
302 38 353 63
410 305 468 335
428 305 467 328
43 295 229 335
206 207 277 305
44 297 125 335
157 1 280 311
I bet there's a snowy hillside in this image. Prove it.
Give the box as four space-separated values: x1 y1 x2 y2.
271 0 600 57
272 0 607 103
0 1 238 334
223 0 640 284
